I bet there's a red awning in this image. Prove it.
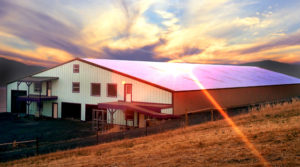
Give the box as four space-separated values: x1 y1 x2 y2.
98 101 176 119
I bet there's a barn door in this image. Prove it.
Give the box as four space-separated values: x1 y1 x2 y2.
124 84 132 102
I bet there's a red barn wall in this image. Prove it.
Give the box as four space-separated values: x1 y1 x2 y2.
173 84 300 115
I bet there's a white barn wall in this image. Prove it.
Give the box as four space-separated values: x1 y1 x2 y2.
107 110 138 127
161 108 173 114
32 60 172 122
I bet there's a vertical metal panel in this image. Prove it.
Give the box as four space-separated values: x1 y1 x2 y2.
173 84 300 115
107 109 128 126
161 108 173 114
33 60 172 123
43 102 52 117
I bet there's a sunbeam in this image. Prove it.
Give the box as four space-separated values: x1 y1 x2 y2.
188 70 270 167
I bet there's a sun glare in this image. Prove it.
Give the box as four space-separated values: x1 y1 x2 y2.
158 63 193 77
188 71 270 167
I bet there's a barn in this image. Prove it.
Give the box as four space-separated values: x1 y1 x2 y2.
6 58 300 127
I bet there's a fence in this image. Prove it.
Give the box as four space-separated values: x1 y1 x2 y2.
1 98 293 162
0 111 214 162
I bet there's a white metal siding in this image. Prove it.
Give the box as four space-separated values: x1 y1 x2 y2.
161 108 173 114
32 60 172 122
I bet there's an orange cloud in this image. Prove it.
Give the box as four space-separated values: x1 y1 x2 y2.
0 0 300 65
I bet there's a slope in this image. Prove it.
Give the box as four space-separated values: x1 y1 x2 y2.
1 99 299 167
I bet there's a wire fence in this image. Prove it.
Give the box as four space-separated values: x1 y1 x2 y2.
0 109 223 162
1 97 295 162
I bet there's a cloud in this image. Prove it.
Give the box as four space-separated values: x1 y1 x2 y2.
0 43 74 66
82 0 161 51
0 0 100 58
0 0 300 66
102 38 170 61
239 32 300 54
0 49 57 66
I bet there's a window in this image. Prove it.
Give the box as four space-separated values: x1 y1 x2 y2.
107 83 117 97
91 83 101 96
72 82 80 93
73 64 79 73
34 82 42 92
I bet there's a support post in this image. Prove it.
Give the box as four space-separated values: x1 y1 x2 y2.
36 137 39 155
26 101 32 116
96 122 99 144
27 102 29 115
25 82 32 98
92 109 95 130
108 108 116 128
211 110 214 121
145 120 148 136
17 81 21 90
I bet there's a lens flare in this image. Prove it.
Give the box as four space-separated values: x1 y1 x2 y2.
188 71 270 167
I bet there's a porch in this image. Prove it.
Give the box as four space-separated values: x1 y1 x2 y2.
97 101 176 128
15 76 59 117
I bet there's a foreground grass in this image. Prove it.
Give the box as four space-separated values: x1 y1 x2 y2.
1 99 300 167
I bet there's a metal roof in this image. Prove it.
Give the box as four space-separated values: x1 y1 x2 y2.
83 58 300 91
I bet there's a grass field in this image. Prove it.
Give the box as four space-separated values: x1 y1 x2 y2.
1 99 300 167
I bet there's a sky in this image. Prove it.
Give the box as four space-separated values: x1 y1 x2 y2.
0 0 299 67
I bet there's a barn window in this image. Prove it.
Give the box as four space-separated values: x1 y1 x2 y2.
72 82 80 93
73 64 79 73
91 83 101 96
107 83 117 97
34 82 42 92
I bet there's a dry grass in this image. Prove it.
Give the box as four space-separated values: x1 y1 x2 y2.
2 99 300 167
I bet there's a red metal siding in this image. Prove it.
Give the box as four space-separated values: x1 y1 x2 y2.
173 84 300 115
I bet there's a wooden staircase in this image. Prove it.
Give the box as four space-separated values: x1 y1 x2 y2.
0 87 6 113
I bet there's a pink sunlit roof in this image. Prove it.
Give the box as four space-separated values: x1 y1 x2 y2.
83 58 300 91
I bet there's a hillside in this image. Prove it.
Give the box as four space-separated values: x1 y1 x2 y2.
1 99 299 167
241 60 300 78
0 58 45 86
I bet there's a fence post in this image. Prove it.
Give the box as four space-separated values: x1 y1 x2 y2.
36 137 39 155
12 140 17 148
185 110 189 127
145 120 149 136
96 130 99 144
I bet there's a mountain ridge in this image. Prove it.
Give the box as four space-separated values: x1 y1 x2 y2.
0 58 45 86
240 60 300 78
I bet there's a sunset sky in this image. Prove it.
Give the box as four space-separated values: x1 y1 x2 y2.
0 0 299 67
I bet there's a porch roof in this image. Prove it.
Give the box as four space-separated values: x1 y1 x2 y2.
17 95 58 102
98 101 175 119
18 76 59 83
